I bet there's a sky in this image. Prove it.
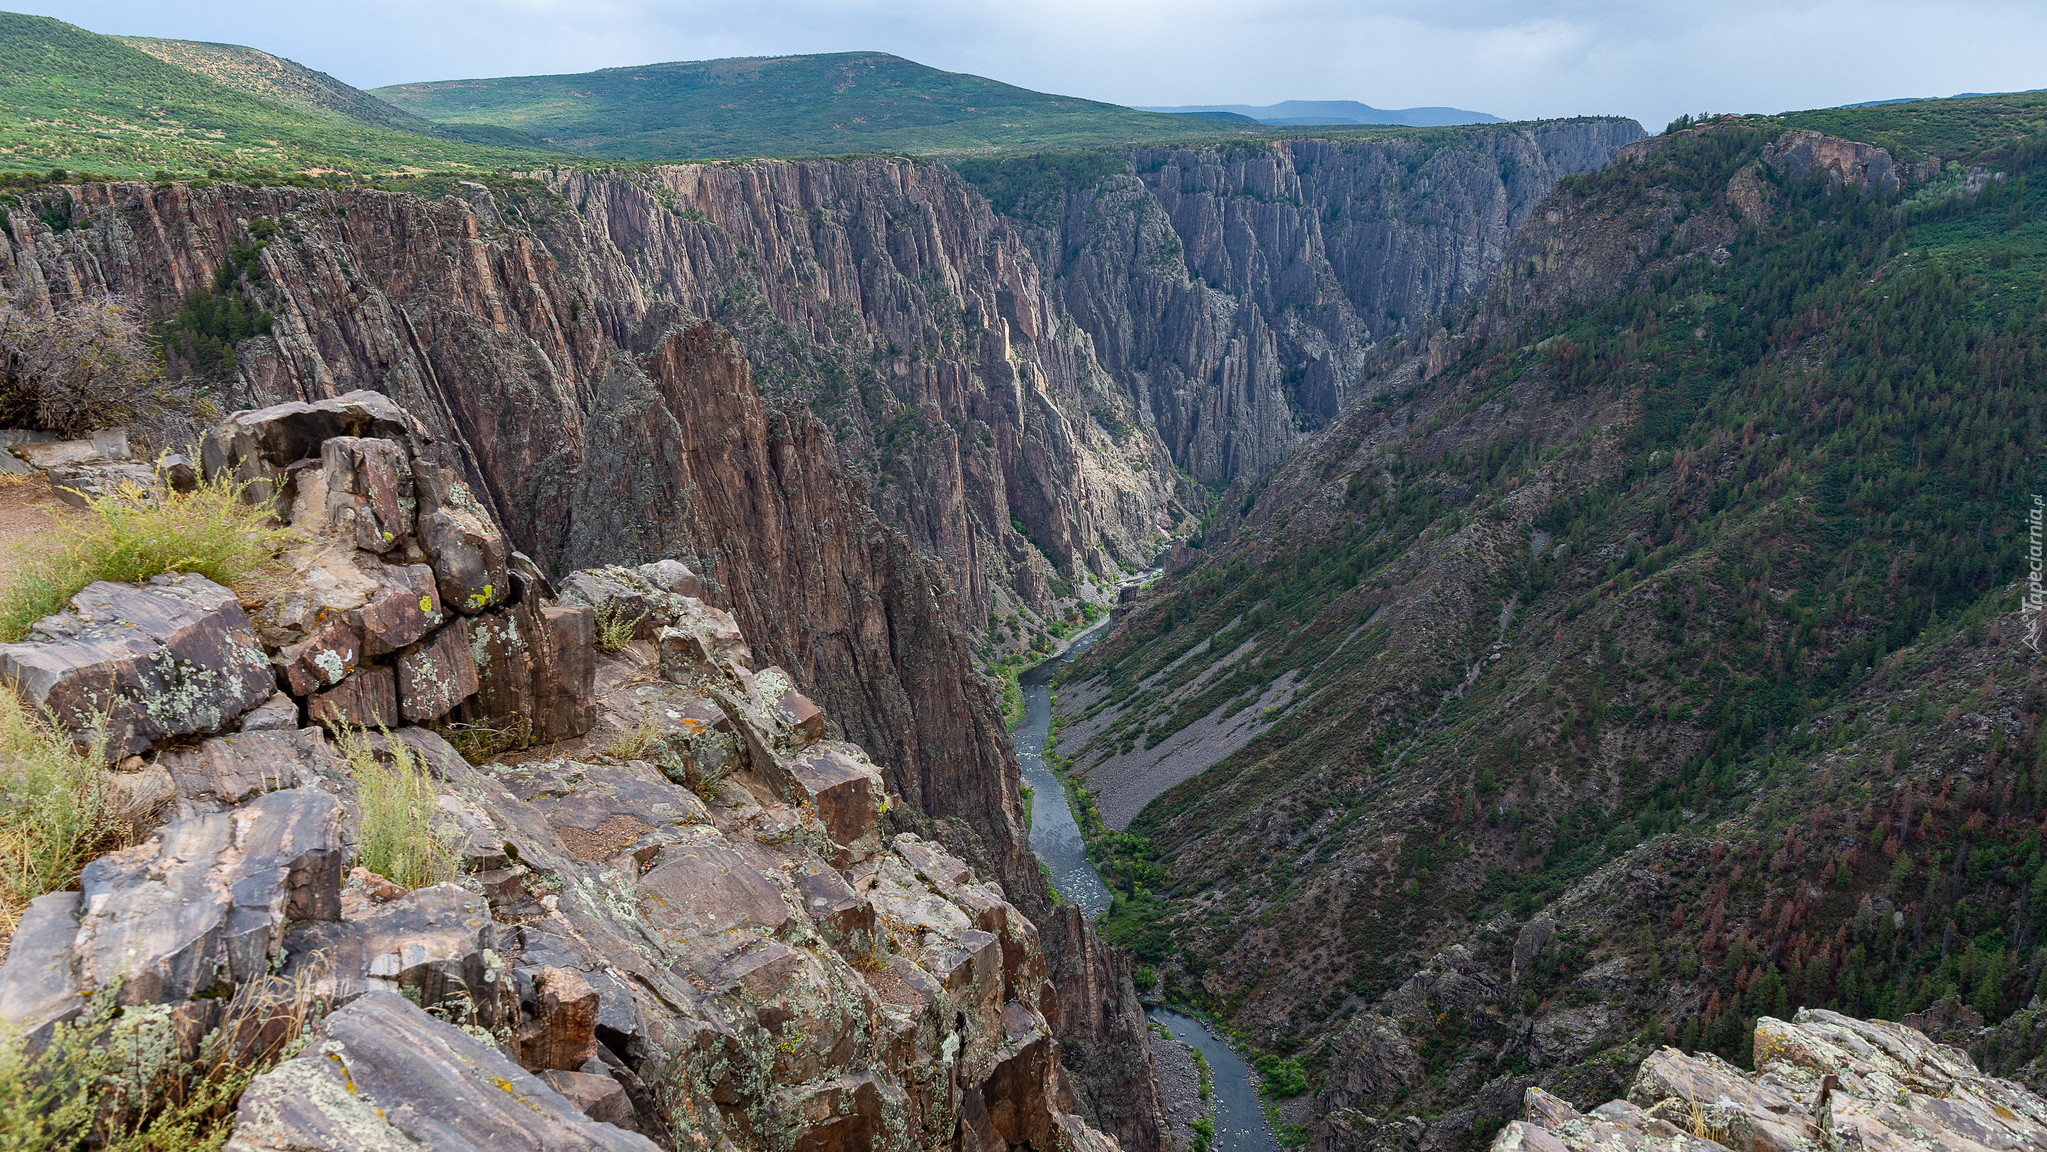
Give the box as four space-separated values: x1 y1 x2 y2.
19 0 2047 132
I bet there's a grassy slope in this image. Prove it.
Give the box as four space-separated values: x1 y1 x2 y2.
373 51 1270 159
1061 93 2047 1129
0 12 560 176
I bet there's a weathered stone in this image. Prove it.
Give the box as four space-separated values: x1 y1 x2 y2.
1512 912 1555 986
48 460 161 508
354 562 443 657
73 788 344 1006
776 686 825 745
240 691 300 732
279 615 361 696
317 436 412 552
309 665 399 729
157 727 345 808
489 758 711 863
199 390 423 506
224 990 660 1152
281 884 510 1030
515 966 601 1072
541 1069 637 1130
396 619 479 721
0 891 84 1047
794 862 875 952
510 550 557 602
418 503 509 615
158 452 198 492
17 427 128 469
894 834 973 888
636 839 790 961
785 745 885 849
451 597 596 745
1504 1009 2047 1152
0 573 276 757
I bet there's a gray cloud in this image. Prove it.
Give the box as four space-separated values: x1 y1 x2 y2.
24 0 2047 131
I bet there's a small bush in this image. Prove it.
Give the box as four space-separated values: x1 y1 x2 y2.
600 708 661 761
0 295 192 437
0 963 325 1150
0 693 110 927
593 601 646 652
333 725 458 890
0 469 295 642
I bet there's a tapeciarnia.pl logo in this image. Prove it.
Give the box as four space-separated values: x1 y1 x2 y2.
2027 494 2044 653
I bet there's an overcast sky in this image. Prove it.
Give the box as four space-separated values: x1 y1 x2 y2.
22 0 2047 131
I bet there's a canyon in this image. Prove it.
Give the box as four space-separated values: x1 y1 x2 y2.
0 115 1634 1151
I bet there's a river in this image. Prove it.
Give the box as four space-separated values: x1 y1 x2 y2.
1012 605 1276 1152
1016 616 1114 916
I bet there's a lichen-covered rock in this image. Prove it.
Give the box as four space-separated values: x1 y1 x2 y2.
396 619 479 721
418 500 509 616
782 743 886 851
451 593 596 745
278 615 361 696
0 572 276 757
224 990 659 1152
1496 1008 2047 1152
309 665 399 728
313 436 412 553
354 562 443 657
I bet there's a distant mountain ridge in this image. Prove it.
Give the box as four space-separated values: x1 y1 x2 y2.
1140 99 1502 126
373 51 1268 159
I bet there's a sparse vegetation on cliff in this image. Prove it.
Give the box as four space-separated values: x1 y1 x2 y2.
0 471 291 642
0 694 108 927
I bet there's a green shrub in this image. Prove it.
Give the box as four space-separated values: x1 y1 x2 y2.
0 692 109 925
0 966 323 1150
333 725 457 890
1256 1054 1308 1098
0 468 294 642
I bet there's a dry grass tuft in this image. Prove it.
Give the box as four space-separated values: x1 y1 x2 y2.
0 693 112 935
0 467 294 642
330 724 459 891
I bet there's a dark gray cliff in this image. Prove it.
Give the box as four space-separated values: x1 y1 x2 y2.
0 175 1164 1148
989 119 1645 484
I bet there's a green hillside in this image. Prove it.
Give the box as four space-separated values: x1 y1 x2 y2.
0 12 561 177
373 51 1265 159
1060 91 2047 1121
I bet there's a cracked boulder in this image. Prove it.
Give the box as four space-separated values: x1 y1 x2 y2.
224 989 659 1152
281 884 512 1030
200 390 425 506
397 620 479 722
64 788 345 1007
0 572 276 757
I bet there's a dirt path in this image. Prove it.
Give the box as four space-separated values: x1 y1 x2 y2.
0 479 88 582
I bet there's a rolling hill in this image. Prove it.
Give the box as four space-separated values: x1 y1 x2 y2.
0 12 560 177
372 51 1267 159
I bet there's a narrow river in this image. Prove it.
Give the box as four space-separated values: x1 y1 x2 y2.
1016 615 1115 915
1012 607 1276 1152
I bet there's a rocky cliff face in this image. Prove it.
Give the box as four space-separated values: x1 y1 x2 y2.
0 392 1122 1152
991 120 1644 485
0 175 1165 1147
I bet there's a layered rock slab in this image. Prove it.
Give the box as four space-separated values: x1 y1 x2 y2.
0 573 276 757
224 990 659 1152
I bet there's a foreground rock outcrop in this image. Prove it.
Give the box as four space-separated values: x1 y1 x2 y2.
0 395 1124 1152
1491 1009 2047 1151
